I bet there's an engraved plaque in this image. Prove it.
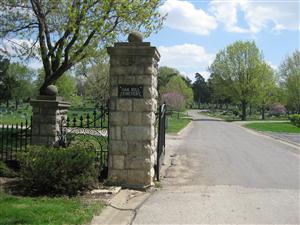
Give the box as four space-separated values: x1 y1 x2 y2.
118 85 143 98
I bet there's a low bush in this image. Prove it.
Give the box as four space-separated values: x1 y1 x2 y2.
0 161 17 178
289 114 300 128
19 145 98 196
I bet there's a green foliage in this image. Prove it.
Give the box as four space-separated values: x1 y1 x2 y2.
0 56 16 105
192 73 211 104
254 62 277 119
0 1 165 92
56 73 77 102
161 76 193 107
166 112 192 133
289 114 300 128
0 192 105 225
85 62 109 107
7 62 35 107
209 41 266 120
19 145 98 196
245 122 300 133
0 104 32 124
158 66 179 92
0 161 17 178
279 50 300 113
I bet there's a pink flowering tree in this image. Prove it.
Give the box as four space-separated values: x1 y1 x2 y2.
161 92 185 117
270 103 286 116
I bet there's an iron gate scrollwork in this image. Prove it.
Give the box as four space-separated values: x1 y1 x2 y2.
155 103 166 181
59 103 109 179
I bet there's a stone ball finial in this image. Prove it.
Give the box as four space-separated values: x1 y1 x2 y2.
42 85 58 96
128 31 143 43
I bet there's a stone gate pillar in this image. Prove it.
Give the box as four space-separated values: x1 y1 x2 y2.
30 86 71 146
107 32 160 188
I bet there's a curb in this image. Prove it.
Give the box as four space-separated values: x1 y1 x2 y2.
90 189 153 225
239 125 300 154
176 120 192 136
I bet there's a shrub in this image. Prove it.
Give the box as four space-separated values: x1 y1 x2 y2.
270 103 286 116
289 114 300 128
0 161 17 178
19 145 98 196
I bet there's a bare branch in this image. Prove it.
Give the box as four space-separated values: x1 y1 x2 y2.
0 22 38 35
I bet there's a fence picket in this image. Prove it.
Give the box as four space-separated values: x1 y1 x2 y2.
0 118 32 162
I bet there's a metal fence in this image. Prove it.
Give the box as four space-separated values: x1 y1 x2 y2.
0 118 32 162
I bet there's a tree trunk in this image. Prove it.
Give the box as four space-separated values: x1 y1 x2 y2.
261 107 265 120
249 104 252 115
15 99 19 111
6 100 9 108
241 100 247 121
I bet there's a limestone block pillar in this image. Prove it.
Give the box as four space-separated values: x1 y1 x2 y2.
30 92 71 146
107 32 160 188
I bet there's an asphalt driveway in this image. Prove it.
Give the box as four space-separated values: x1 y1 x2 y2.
133 110 300 224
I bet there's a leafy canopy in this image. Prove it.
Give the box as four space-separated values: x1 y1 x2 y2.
279 50 300 112
0 0 164 93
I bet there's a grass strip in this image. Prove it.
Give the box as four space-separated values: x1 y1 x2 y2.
166 113 192 134
244 122 300 133
0 192 105 225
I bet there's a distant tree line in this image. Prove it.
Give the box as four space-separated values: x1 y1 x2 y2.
192 41 300 120
1 40 298 121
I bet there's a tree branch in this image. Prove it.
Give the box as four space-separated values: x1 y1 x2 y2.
0 22 38 35
30 0 51 79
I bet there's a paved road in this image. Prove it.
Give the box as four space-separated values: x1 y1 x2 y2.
134 110 300 224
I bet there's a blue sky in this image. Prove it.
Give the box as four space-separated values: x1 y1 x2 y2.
145 0 300 81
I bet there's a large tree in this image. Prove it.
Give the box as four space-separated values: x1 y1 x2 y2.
209 41 263 120
157 66 179 92
0 0 164 94
8 62 35 110
0 55 17 107
254 62 276 119
161 76 193 108
279 50 300 113
85 61 110 107
192 73 211 107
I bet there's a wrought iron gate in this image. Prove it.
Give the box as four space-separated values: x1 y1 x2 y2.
156 103 166 181
59 103 109 178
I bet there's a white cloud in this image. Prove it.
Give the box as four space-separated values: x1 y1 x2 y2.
266 61 278 71
197 71 211 81
158 44 214 81
159 0 217 35
210 0 300 34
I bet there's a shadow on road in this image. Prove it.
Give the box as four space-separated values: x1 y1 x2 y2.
192 118 223 122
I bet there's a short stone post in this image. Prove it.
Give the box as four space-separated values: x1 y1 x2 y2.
107 32 160 188
30 86 71 146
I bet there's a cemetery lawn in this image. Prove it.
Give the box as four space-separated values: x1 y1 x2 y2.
200 110 288 122
244 122 300 133
0 191 105 225
166 112 192 134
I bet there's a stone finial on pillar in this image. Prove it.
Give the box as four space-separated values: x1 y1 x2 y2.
107 32 160 188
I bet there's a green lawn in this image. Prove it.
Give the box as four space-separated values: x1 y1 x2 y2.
244 122 300 133
166 112 192 134
0 192 105 225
